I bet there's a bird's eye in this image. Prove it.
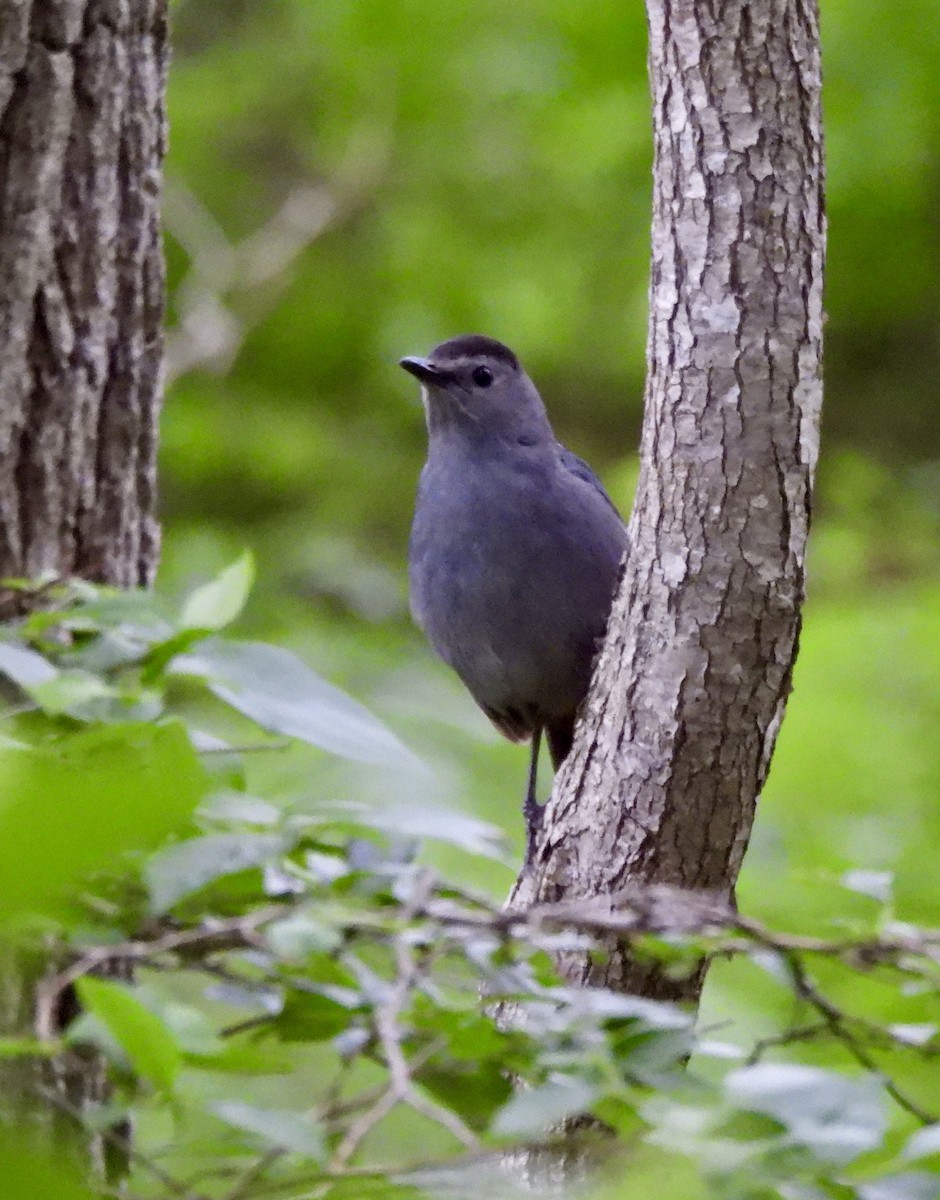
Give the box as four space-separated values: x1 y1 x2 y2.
471 365 494 388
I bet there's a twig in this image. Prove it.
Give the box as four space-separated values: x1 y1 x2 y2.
37 1084 203 1200
164 115 391 385
35 907 285 1039
745 1021 830 1064
329 872 479 1170
221 1147 285 1200
782 951 937 1125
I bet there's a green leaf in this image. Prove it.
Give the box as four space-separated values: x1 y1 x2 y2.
570 988 692 1031
858 1175 940 1200
889 1023 937 1047
0 722 208 921
0 640 57 688
275 991 353 1043
328 800 506 858
148 996 226 1058
265 910 343 958
420 1060 512 1130
200 791 281 825
492 1076 597 1136
724 1064 886 1164
52 585 175 641
211 1100 326 1158
197 1041 294 1075
171 639 422 770
29 670 117 718
0 1130 99 1200
76 978 182 1091
904 1124 940 1162
179 552 255 631
145 831 289 913
842 869 894 903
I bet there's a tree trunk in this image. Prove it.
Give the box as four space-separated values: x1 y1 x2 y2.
0 0 166 596
511 0 825 1004
0 0 167 1164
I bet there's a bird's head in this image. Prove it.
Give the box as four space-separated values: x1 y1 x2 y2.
400 335 553 447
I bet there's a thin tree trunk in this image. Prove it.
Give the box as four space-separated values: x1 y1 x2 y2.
0 0 167 1164
512 0 825 1004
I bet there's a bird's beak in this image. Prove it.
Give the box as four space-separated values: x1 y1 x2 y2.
399 356 450 385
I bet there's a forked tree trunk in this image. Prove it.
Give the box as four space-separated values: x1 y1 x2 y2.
0 0 167 1159
512 0 825 1003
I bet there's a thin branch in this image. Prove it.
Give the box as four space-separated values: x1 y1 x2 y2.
745 1021 830 1064
782 951 938 1125
164 117 391 384
36 1085 204 1200
329 872 480 1170
220 1147 285 1200
35 907 284 1039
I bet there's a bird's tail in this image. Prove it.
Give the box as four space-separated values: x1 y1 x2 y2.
546 716 575 770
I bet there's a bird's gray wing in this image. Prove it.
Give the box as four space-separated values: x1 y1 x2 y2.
557 445 623 519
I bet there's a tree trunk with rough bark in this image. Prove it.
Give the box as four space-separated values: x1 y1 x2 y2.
0 0 167 1160
0 0 165 598
512 0 825 1004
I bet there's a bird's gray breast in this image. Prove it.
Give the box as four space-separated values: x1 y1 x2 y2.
408 444 626 723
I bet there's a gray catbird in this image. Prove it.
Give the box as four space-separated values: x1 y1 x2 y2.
402 334 627 835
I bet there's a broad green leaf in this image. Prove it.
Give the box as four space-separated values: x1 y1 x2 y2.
420 1060 512 1130
211 1101 326 1158
904 1125 940 1162
179 552 255 632
326 799 505 858
492 1076 596 1136
140 994 288 1072
200 790 281 825
275 991 353 1043
0 1130 98 1200
145 831 288 913
842 869 894 903
0 722 208 921
567 988 692 1031
265 910 343 957
0 640 57 687
889 1024 937 1047
197 1041 295 1075
725 1064 886 1164
142 627 215 683
858 1175 940 1200
29 670 117 718
76 978 182 1091
17 664 161 723
147 996 226 1058
171 639 422 770
55 586 176 639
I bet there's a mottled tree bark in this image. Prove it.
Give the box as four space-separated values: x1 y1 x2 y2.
0 0 165 596
0 0 167 1166
512 0 824 1004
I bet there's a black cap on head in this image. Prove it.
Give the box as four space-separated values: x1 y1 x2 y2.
429 335 519 370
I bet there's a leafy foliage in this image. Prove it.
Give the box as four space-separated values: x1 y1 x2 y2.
161 0 940 582
1 565 938 1199
2 4 938 1198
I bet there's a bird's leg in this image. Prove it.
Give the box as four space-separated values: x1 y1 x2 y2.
523 727 543 857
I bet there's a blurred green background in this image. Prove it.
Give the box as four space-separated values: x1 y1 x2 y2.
161 0 940 941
